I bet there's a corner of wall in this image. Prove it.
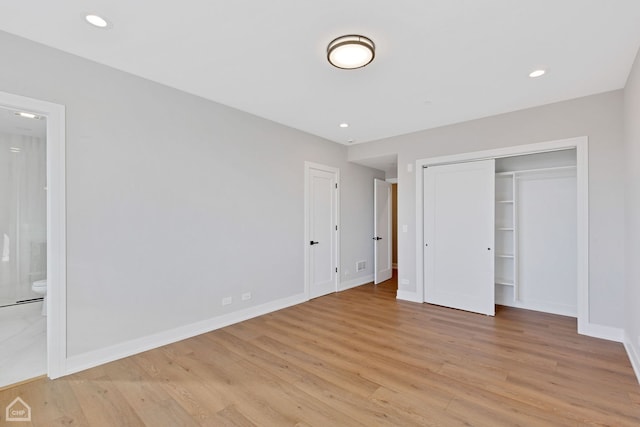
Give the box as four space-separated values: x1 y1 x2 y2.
578 321 624 343
339 274 374 291
396 290 422 303
624 332 640 384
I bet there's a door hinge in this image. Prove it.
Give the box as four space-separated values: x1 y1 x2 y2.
335 267 338 273
335 225 338 231
335 183 338 189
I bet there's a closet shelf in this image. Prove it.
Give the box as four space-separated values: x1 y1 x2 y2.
496 200 514 204
496 254 514 258
497 227 514 231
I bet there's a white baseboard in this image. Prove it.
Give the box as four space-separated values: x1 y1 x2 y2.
624 331 640 385
496 299 577 318
65 292 307 377
339 274 373 291
578 322 624 343
396 290 422 303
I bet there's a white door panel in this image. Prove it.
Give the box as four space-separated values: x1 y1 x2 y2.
307 165 338 299
374 179 392 284
424 159 495 315
517 170 577 316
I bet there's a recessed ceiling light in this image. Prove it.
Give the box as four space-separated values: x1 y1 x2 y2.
85 14 110 29
529 69 546 78
327 35 375 69
15 112 39 119
339 123 349 128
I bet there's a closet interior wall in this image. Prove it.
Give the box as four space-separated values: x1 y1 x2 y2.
494 149 578 317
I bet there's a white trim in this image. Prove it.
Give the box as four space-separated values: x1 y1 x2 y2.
339 274 374 291
66 292 307 376
396 290 423 303
385 178 398 184
304 162 340 300
495 299 577 318
624 332 640 384
0 91 67 379
577 322 624 343
415 137 590 335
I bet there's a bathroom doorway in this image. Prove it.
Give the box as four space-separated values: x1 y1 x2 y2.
0 91 66 387
0 106 47 387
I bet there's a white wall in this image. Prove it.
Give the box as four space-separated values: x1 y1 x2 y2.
0 31 383 359
624 47 640 378
349 91 625 329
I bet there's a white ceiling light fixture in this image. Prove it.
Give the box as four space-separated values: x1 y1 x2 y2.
85 14 111 29
529 69 546 78
327 35 375 69
15 112 39 119
339 123 349 128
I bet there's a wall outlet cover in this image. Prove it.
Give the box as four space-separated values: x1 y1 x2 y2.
241 292 251 301
222 297 233 306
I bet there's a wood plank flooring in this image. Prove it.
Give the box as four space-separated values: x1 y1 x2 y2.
1 274 639 426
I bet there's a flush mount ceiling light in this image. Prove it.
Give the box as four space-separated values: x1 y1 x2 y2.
85 14 111 29
327 35 375 69
339 123 349 128
529 69 546 78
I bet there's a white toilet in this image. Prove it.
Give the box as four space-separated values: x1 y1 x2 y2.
32 279 47 316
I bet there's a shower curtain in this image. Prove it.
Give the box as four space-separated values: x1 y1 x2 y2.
0 132 46 306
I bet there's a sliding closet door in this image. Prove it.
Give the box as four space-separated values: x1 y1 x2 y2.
423 159 495 315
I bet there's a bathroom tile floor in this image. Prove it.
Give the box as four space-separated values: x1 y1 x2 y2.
0 302 46 388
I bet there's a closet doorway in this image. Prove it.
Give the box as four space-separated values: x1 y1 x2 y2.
494 150 577 317
415 137 588 332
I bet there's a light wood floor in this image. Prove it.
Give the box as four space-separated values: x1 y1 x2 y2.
2 274 639 426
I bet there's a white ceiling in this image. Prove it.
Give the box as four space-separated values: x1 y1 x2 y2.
1 1 639 145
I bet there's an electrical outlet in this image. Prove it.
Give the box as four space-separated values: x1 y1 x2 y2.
241 292 252 301
222 296 232 306
402 224 408 233
400 279 410 285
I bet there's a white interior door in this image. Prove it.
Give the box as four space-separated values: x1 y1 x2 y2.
374 179 392 284
423 159 495 315
306 164 338 299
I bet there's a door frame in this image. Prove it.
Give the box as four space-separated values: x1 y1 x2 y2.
415 136 589 334
304 161 340 300
0 90 67 379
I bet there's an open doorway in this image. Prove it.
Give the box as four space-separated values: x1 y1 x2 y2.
0 90 66 387
0 106 47 387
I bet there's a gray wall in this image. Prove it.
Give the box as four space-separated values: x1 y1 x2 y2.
349 90 625 329
624 47 640 368
0 31 383 356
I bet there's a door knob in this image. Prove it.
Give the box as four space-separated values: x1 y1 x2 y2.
310 241 319 245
